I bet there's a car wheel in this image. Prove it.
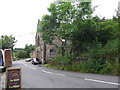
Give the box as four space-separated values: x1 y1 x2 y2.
39 61 42 64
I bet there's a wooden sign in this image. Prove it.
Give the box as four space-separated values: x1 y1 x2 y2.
4 49 12 67
6 68 21 89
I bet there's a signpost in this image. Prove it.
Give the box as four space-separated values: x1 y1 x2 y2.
6 68 21 89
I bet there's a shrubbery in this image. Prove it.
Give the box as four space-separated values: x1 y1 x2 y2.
41 2 119 75
48 56 119 75
48 38 119 75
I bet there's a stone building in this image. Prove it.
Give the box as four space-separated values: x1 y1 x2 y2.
30 50 36 58
34 20 71 64
35 32 63 64
35 31 46 63
34 20 61 64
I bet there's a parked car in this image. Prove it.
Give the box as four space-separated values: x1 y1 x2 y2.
0 49 5 73
25 58 32 62
32 58 41 65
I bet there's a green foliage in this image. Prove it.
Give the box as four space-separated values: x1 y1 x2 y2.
24 44 35 57
100 59 119 75
14 44 35 59
47 58 119 75
16 50 28 59
0 35 17 50
102 39 118 55
85 59 103 73
70 58 104 73
86 43 103 58
39 2 119 75
49 54 71 66
95 19 118 45
56 55 71 64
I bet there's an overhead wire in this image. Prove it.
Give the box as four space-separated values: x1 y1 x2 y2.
15 32 36 37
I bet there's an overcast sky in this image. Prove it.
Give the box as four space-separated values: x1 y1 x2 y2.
0 0 119 48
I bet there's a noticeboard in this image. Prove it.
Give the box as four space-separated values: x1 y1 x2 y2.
6 68 21 89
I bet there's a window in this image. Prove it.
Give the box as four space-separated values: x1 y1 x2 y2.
50 49 54 57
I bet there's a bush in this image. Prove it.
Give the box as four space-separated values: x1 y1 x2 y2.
17 50 28 59
59 55 71 64
50 55 71 66
100 59 119 75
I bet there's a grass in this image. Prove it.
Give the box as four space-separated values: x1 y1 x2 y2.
44 61 119 76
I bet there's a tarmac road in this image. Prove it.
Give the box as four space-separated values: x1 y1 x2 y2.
1 60 120 89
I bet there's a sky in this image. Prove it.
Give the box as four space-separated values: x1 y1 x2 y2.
0 0 119 48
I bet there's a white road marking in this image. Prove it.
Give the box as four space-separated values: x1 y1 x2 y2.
42 69 66 76
17 61 66 77
85 78 120 86
54 73 66 76
18 61 119 85
42 70 54 74
19 61 36 70
29 66 37 70
24 64 27 66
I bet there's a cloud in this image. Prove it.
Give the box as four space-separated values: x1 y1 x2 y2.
0 0 119 48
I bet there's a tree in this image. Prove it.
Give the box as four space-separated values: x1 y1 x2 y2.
38 2 95 56
96 19 118 46
24 44 35 57
38 1 118 57
17 50 28 59
15 44 35 59
0 35 17 50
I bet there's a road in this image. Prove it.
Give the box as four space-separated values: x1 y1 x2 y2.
1 60 120 89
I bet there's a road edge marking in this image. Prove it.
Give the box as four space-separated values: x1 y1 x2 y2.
85 78 120 86
42 70 66 76
54 73 66 76
42 70 54 74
